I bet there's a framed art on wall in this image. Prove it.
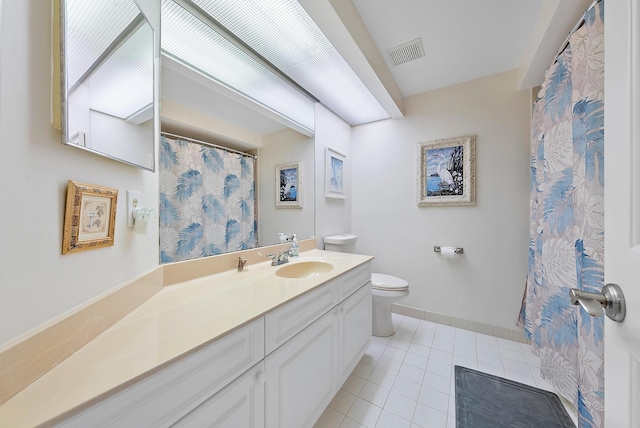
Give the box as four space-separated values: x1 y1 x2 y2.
62 180 118 254
417 135 476 206
276 161 303 208
325 147 346 199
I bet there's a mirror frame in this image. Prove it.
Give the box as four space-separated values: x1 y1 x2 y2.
59 0 159 172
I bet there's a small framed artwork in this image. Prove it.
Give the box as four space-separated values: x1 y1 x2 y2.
417 135 476 206
62 180 118 254
325 147 346 199
276 161 303 208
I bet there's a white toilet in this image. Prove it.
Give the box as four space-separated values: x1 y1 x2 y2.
324 234 409 337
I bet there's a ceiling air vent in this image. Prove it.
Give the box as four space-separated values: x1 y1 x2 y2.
386 38 425 66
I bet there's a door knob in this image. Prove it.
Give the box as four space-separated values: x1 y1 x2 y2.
569 283 626 322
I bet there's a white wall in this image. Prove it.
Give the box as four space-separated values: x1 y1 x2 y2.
0 1 159 346
314 104 353 248
351 70 531 329
90 111 154 168
258 128 315 245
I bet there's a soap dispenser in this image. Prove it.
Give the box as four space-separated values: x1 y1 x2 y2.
290 234 299 257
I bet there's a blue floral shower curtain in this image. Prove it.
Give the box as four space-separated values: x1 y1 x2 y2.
523 3 604 427
159 135 257 263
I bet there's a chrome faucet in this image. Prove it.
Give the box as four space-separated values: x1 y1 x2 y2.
237 257 248 272
267 250 290 266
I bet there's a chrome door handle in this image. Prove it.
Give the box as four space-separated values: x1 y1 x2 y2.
569 283 626 322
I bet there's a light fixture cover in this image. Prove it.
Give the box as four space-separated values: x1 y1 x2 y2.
88 23 154 120
161 0 315 131
190 0 389 125
66 0 140 86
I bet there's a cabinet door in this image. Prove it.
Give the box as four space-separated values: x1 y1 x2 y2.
171 363 265 428
265 309 338 428
338 283 372 384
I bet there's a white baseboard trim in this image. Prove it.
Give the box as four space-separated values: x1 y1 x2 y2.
391 304 529 344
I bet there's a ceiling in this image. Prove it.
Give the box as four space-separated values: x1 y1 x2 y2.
350 0 542 97
161 0 593 139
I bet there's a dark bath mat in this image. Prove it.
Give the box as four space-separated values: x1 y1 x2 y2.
455 365 575 428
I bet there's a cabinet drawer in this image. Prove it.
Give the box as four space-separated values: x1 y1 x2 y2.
171 362 265 428
62 319 265 428
265 281 337 355
337 262 372 300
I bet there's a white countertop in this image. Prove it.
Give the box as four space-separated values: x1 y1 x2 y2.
0 250 373 427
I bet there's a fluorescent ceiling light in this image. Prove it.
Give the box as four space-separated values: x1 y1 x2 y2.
161 0 315 132
66 0 140 87
88 23 154 120
190 0 389 125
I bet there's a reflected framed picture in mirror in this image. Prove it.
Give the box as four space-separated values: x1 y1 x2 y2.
325 148 346 199
62 180 118 254
276 161 303 209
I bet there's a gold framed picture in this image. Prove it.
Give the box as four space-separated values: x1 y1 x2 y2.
62 180 118 254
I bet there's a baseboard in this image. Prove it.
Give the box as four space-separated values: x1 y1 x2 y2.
391 304 529 344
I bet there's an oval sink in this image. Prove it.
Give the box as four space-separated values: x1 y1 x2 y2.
276 261 333 279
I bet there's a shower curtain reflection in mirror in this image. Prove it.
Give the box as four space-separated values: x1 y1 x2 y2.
159 135 257 263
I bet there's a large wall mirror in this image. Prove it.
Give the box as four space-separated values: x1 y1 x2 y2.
158 0 317 262
60 0 158 171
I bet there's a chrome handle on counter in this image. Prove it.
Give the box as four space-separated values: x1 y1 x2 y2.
569 283 626 322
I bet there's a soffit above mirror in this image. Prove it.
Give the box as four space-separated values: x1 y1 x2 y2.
160 60 287 139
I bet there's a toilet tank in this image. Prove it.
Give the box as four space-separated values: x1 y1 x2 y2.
324 234 357 253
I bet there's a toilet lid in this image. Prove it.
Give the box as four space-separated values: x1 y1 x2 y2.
371 273 408 291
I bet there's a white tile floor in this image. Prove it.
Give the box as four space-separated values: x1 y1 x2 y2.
314 313 577 428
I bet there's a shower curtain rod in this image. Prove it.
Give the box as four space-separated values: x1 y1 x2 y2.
161 131 257 159
553 0 602 62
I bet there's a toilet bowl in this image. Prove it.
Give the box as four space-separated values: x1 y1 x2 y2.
371 273 409 337
323 234 410 337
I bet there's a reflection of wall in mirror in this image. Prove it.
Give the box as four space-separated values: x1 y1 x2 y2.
258 129 315 246
68 83 91 147
91 112 154 167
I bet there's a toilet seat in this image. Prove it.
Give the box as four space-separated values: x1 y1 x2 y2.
371 273 409 292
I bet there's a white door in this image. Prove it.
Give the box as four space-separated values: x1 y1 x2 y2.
604 1 640 426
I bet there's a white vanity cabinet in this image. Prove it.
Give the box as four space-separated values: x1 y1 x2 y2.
56 260 371 428
265 262 372 428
